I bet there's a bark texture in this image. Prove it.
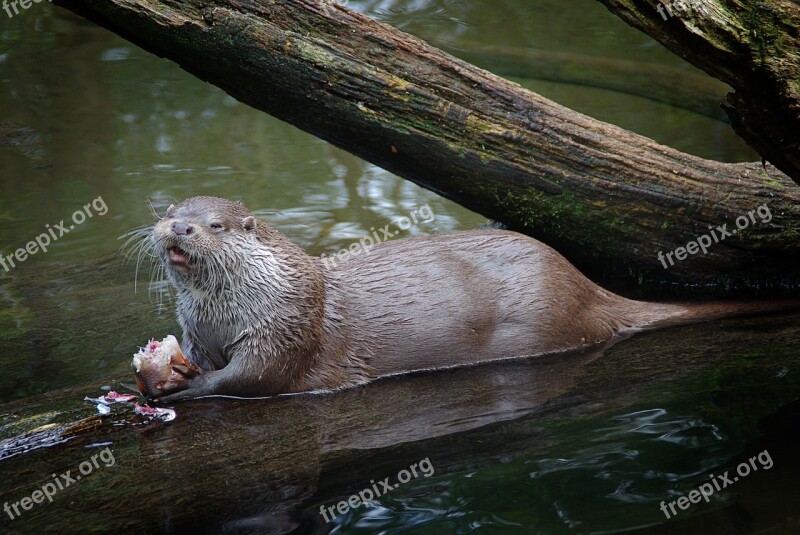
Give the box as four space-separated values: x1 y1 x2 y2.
597 0 800 189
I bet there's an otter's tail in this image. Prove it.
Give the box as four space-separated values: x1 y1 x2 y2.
628 298 800 332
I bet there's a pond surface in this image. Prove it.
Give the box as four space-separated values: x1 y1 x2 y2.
0 1 794 534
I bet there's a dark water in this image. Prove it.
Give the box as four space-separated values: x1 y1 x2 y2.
0 0 794 534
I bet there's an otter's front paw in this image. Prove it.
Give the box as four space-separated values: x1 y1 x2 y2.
155 381 203 403
132 335 203 399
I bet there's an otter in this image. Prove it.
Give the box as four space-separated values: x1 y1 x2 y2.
139 196 795 402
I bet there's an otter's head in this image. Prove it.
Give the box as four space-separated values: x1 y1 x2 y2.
152 196 259 291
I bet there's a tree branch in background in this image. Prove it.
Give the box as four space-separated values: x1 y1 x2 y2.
54 0 800 294
597 0 800 185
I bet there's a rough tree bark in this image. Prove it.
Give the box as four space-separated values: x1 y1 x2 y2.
597 0 800 193
54 0 800 294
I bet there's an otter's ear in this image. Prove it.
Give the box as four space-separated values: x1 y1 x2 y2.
165 204 175 217
242 216 257 232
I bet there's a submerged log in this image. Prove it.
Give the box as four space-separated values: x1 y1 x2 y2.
54 0 800 294
1 311 799 532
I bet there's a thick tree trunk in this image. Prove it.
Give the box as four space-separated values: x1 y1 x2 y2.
54 0 800 294
597 0 800 191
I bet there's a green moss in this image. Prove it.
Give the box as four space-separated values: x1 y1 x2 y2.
0 412 62 438
294 39 337 68
741 1 786 62
465 114 499 135
493 186 624 257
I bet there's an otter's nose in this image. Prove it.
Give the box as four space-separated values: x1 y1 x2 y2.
171 222 193 236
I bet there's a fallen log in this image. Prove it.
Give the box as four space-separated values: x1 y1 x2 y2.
2 311 799 532
54 0 800 294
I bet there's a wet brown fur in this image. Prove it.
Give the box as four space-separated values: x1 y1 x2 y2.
144 196 798 401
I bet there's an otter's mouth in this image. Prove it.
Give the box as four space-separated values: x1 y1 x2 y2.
168 246 193 271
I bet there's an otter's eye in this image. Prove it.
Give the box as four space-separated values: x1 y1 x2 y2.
210 223 223 230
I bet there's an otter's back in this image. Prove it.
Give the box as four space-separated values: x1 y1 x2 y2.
335 230 632 376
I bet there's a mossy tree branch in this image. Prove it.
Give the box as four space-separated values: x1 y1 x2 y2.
54 0 800 294
597 0 800 184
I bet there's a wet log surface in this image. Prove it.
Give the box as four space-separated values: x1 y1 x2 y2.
53 0 800 295
1 310 800 533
